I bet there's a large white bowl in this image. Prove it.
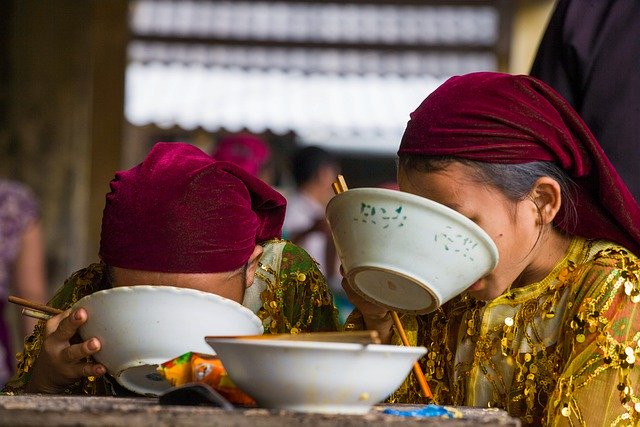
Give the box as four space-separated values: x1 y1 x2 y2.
205 338 427 414
73 286 263 396
326 188 498 314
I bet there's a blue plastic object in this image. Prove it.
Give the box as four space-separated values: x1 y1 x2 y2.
383 404 456 418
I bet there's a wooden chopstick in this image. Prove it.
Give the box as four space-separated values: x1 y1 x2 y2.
21 308 55 321
391 312 433 399
331 175 346 195
8 296 62 320
332 174 348 194
208 330 381 344
337 175 348 194
331 175 434 400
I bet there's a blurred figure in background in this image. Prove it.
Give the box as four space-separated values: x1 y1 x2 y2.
0 179 47 387
283 146 352 323
211 133 275 185
530 0 640 201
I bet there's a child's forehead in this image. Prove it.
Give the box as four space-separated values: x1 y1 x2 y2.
400 166 508 211
401 162 479 187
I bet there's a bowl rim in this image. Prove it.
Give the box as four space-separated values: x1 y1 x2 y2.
205 337 428 354
72 285 263 329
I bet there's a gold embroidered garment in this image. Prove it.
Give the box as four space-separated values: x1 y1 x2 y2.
3 239 339 395
346 238 640 426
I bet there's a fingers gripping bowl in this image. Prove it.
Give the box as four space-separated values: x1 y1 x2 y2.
73 286 263 396
326 188 499 314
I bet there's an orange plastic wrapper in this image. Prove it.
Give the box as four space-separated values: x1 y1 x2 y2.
157 352 256 406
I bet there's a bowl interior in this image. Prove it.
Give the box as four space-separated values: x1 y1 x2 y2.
326 188 499 314
205 337 427 414
73 285 264 395
349 267 440 313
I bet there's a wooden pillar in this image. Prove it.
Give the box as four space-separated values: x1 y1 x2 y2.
2 0 127 287
88 1 129 268
509 0 555 74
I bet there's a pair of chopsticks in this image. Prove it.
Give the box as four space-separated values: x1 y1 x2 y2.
8 295 62 320
331 175 433 400
208 330 381 344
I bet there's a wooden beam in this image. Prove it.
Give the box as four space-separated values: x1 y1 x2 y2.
198 0 500 5
131 35 498 55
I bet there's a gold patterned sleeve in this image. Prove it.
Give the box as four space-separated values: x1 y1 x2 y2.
343 308 366 331
259 241 340 334
2 263 110 395
545 248 640 426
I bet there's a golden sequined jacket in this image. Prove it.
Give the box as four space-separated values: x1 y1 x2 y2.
346 238 640 426
4 239 340 395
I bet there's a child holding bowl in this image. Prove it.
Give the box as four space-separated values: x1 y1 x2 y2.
344 72 640 426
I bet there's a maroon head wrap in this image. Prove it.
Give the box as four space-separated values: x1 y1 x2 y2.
399 72 640 254
99 142 286 273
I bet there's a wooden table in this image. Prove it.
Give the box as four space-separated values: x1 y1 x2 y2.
0 395 521 426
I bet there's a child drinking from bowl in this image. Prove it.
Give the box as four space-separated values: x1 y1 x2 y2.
4 142 339 396
343 72 640 426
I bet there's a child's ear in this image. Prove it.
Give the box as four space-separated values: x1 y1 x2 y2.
244 245 264 288
529 177 563 225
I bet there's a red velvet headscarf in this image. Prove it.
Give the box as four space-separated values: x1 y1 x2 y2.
99 142 286 273
399 72 640 254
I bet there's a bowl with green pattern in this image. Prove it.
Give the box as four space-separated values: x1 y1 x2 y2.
326 187 499 314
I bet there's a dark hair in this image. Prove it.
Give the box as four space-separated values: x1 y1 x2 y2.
291 146 338 187
398 155 578 231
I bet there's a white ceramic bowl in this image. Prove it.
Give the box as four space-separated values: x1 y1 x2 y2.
205 338 427 414
73 286 263 396
326 188 499 314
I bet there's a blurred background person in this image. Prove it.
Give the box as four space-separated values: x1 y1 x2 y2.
0 179 47 387
530 0 640 201
282 146 352 322
211 133 275 185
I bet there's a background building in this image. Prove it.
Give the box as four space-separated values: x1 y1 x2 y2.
0 0 554 293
